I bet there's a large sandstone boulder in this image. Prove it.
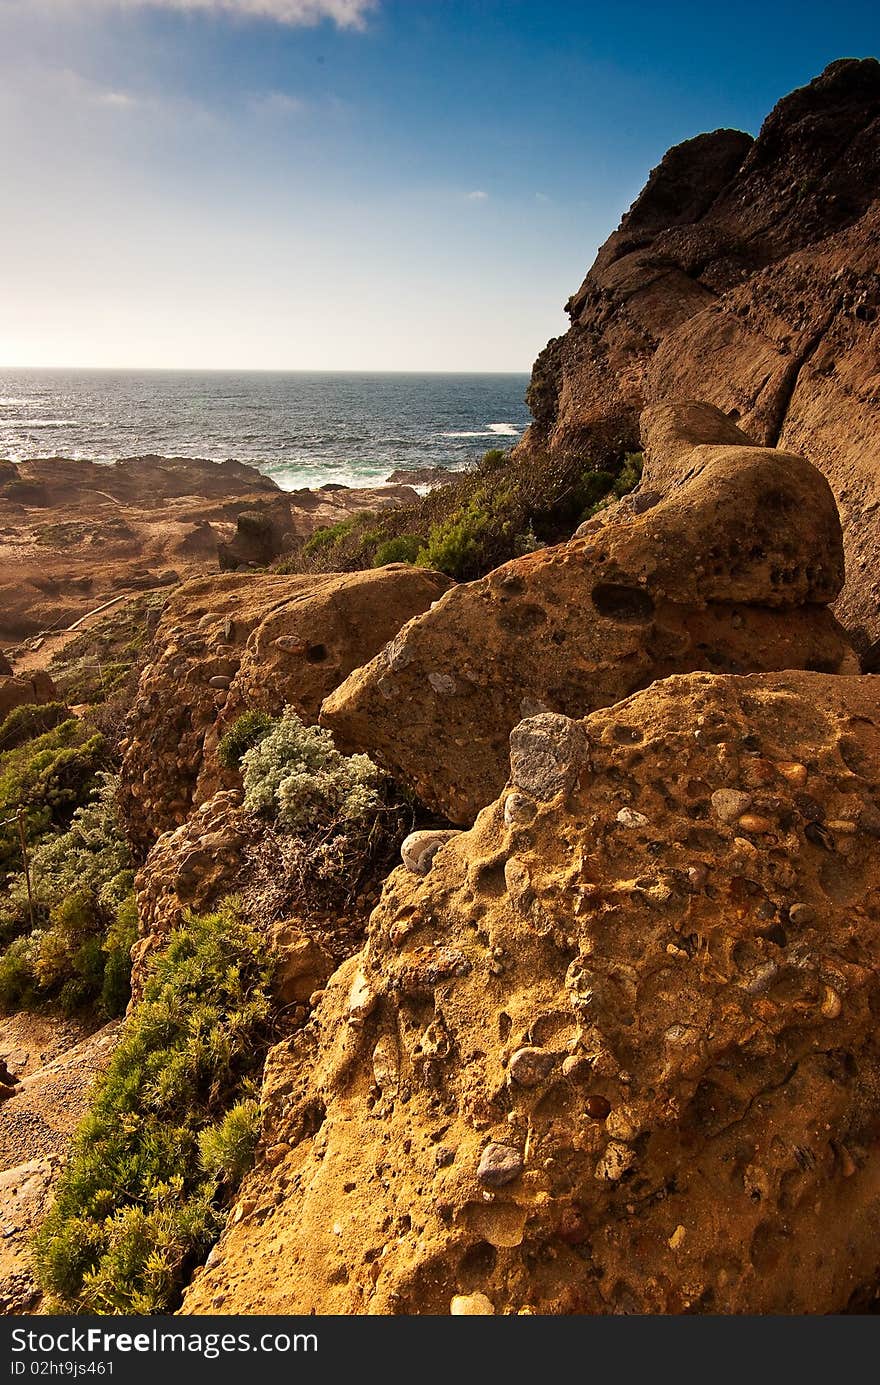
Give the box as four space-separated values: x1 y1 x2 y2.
519 59 880 654
321 435 855 823
120 566 453 854
183 669 880 1316
0 671 57 723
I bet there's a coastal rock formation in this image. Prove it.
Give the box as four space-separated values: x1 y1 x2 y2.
120 566 453 853
183 669 880 1316
0 454 420 644
130 790 252 995
519 58 880 654
321 425 855 823
0 671 57 723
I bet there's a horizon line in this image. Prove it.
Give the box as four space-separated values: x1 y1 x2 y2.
0 364 533 376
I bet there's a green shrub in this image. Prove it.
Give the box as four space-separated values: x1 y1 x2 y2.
198 1100 261 1184
614 450 644 497
371 534 424 567
99 894 139 1017
217 710 274 771
573 468 615 517
0 937 36 1010
0 719 109 877
31 903 275 1314
0 773 135 1014
302 516 358 557
0 702 71 752
240 709 383 831
274 443 647 582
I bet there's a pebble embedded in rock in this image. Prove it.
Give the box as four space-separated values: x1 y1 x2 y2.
504 791 536 826
585 1094 612 1120
508 1047 555 1087
777 761 808 786
208 675 231 689
711 789 753 822
509 714 588 802
347 968 377 1023
400 829 461 876
477 1142 524 1187
616 807 648 828
788 902 816 925
450 1293 495 1315
737 813 773 834
562 1054 593 1083
594 1140 636 1182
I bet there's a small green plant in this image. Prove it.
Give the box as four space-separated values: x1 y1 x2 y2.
0 702 71 752
613 451 644 497
198 1099 261 1184
0 718 108 877
31 903 275 1314
240 709 383 831
302 516 358 557
217 710 274 771
0 773 136 1013
371 534 424 567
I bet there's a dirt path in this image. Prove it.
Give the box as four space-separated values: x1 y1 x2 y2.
0 1011 120 1313
10 594 134 675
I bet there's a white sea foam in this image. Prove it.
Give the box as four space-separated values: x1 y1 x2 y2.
442 422 521 439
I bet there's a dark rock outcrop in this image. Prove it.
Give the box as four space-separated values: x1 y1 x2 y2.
519 59 880 654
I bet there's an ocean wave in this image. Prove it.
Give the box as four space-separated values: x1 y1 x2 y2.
441 422 521 439
11 419 79 428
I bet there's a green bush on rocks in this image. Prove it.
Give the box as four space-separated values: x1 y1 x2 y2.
32 902 275 1314
0 773 136 1014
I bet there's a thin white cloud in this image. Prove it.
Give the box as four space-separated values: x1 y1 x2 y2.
41 0 378 26
250 89 307 116
466 189 488 201
94 88 139 107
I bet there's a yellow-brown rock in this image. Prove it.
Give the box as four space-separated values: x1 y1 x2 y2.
182 669 880 1316
321 435 854 824
0 670 57 723
120 565 452 853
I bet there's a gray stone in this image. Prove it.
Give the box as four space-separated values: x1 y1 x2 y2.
477 1142 524 1188
509 714 588 802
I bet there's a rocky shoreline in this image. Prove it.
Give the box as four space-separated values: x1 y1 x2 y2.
0 453 420 650
1 59 879 1317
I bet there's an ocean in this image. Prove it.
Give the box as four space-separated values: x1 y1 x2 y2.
0 369 532 492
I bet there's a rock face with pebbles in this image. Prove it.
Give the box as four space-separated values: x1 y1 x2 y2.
120 566 452 855
518 59 880 655
321 421 856 824
182 669 880 1316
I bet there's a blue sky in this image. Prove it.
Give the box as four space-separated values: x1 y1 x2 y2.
0 0 877 370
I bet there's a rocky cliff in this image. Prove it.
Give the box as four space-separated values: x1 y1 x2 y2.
184 668 880 1316
6 61 880 1321
520 58 880 658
